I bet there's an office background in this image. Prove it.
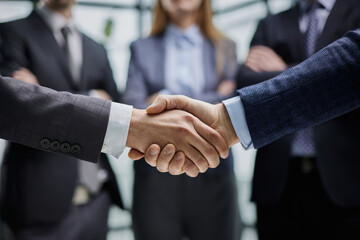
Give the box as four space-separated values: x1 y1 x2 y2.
0 0 295 239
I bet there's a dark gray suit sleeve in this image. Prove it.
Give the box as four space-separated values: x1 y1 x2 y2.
238 29 360 148
0 76 111 163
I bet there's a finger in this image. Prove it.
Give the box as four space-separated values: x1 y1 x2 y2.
128 149 145 160
183 158 200 177
157 144 176 173
182 144 209 173
168 151 186 175
144 144 161 167
192 118 228 167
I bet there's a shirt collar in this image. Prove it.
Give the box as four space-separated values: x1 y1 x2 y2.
165 23 204 46
299 0 336 13
37 5 76 33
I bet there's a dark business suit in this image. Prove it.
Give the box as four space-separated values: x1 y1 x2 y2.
237 1 360 239
123 34 241 240
0 11 122 239
0 76 111 162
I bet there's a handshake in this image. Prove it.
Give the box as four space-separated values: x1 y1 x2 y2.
126 95 240 177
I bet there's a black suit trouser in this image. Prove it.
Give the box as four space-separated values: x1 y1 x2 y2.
4 191 111 240
256 158 360 240
132 170 242 240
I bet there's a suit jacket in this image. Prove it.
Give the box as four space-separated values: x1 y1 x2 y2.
123 34 237 173
238 21 360 207
0 11 123 229
0 76 110 163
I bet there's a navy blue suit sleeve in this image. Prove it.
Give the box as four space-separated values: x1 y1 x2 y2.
237 64 283 88
238 29 360 148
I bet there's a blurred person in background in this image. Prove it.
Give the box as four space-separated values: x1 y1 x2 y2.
236 0 360 239
0 0 123 239
123 0 241 239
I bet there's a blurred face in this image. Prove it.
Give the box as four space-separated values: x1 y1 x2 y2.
43 0 75 10
161 0 203 17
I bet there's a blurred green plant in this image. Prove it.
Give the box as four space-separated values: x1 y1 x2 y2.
103 17 114 40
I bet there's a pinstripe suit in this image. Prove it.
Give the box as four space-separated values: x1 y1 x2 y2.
238 28 360 239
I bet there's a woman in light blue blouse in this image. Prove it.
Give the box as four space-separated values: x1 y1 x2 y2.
123 0 241 239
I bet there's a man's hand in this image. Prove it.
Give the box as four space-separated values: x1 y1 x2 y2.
245 46 287 72
12 68 39 85
126 108 230 175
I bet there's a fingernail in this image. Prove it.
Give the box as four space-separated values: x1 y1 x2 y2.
176 154 182 161
150 149 158 156
165 149 173 155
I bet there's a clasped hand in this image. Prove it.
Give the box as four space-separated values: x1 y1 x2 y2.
127 95 239 177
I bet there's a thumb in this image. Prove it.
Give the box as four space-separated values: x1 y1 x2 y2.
146 95 188 115
128 149 145 160
146 95 167 114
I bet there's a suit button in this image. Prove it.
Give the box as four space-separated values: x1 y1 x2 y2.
71 144 81 155
50 141 61 151
60 143 71 153
40 139 51 149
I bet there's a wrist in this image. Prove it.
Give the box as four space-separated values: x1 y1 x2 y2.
126 108 145 150
216 103 240 146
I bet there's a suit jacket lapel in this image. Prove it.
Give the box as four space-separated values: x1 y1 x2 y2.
79 35 88 90
288 5 307 61
317 0 353 50
30 11 77 89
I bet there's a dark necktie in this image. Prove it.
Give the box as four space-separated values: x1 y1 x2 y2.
60 26 71 62
60 26 79 84
291 2 322 157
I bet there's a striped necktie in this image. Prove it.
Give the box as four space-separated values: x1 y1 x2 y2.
291 2 323 157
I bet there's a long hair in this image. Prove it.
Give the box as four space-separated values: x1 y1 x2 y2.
150 0 230 74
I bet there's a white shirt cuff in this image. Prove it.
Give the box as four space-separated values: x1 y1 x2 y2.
101 102 133 158
223 96 254 149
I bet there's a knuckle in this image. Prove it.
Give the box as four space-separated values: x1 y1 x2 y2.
175 126 191 135
183 114 194 123
205 146 217 157
207 130 219 142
